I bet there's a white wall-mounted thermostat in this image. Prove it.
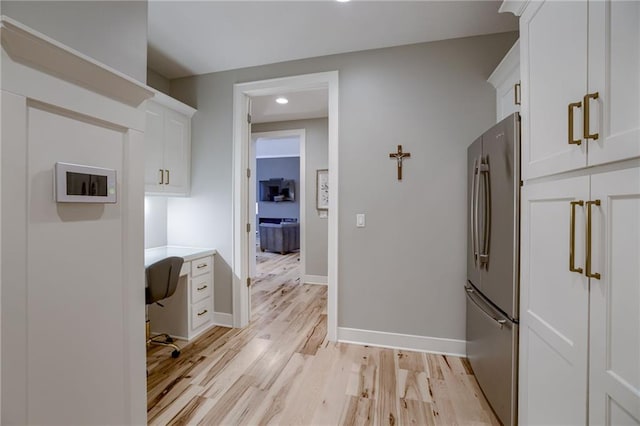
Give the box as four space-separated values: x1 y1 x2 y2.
54 162 117 203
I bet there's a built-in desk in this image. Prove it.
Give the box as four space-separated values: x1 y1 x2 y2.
145 246 217 341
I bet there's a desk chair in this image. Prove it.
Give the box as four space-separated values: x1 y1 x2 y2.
146 256 183 358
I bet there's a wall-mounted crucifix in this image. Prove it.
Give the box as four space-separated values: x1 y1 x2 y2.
389 145 411 180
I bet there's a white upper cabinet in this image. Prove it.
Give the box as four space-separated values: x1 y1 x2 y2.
520 0 588 179
488 39 520 122
587 1 640 167
520 0 640 180
144 91 196 196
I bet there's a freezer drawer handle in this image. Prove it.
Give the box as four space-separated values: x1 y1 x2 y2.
465 287 507 329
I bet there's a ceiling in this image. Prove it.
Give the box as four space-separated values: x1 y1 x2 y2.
251 88 328 124
147 1 517 79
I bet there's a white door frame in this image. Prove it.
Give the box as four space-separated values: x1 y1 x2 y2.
251 129 306 284
232 71 339 341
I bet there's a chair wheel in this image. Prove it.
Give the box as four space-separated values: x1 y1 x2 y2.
171 349 180 358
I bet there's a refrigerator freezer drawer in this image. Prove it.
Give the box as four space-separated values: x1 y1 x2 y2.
465 285 518 425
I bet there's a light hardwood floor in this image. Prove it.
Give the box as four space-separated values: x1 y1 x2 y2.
147 250 499 425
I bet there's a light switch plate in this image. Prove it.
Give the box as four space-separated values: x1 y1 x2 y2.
356 213 365 227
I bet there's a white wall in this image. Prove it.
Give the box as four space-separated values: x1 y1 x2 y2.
253 119 329 277
147 68 171 94
145 196 168 249
169 32 518 340
1 1 148 83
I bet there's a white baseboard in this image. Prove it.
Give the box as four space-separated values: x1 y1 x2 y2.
212 312 234 327
337 327 466 357
303 274 328 285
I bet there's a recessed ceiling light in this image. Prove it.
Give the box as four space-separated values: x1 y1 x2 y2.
275 97 289 105
336 0 351 2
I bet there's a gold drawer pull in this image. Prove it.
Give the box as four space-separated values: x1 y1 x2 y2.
569 201 584 274
165 169 170 185
196 285 208 291
197 309 208 317
568 101 582 145
583 92 599 140
197 263 207 269
158 169 164 185
586 200 601 279
514 82 521 105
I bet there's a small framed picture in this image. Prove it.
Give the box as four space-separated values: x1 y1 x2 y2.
316 169 329 210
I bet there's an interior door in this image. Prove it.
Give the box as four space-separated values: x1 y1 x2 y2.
587 0 640 166
246 96 254 319
519 175 589 425
480 115 519 319
589 167 640 425
467 136 483 290
520 0 588 179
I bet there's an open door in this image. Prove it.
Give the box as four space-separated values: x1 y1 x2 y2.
246 97 254 320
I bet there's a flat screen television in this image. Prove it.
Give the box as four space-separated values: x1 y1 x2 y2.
259 178 295 202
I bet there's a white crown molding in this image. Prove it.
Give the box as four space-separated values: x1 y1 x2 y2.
0 16 153 107
488 39 520 89
150 88 197 117
338 327 466 357
498 0 529 17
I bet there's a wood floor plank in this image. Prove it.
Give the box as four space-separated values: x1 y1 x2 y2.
147 248 500 425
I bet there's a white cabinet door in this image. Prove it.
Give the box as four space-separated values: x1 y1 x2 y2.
495 68 520 122
520 1 588 179
162 109 190 195
589 167 640 425
587 1 640 167
144 101 165 193
519 176 590 425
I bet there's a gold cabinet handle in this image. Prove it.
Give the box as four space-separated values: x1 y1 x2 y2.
197 263 207 269
586 200 601 279
164 169 170 185
196 285 208 291
514 82 521 106
197 309 208 317
568 101 583 145
569 201 584 274
158 169 164 185
583 92 599 140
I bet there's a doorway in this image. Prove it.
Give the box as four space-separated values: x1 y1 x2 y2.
250 130 305 284
232 71 339 340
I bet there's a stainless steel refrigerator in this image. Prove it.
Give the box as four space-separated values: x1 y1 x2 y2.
466 112 520 426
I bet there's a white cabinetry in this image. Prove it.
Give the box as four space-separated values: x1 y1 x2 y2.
519 0 640 180
512 0 640 424
488 39 520 122
144 91 196 195
148 252 215 341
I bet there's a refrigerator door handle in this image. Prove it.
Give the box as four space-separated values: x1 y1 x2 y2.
471 158 478 267
473 156 482 268
479 158 490 266
465 286 506 329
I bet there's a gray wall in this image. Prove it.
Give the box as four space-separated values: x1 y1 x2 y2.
253 119 329 277
2 1 147 83
256 157 300 222
169 32 517 339
144 196 168 249
147 68 171 94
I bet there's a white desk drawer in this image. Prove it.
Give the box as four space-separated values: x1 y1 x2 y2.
191 298 212 330
191 256 212 277
191 273 212 304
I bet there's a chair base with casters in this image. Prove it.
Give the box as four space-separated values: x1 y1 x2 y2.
145 256 185 359
145 316 180 358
